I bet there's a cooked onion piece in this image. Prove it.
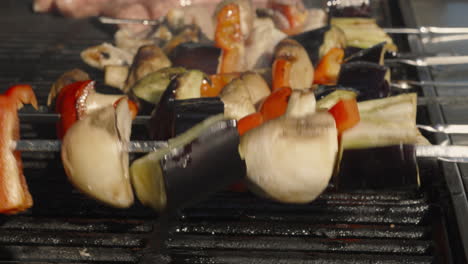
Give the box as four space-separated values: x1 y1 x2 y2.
61 99 134 208
239 112 338 203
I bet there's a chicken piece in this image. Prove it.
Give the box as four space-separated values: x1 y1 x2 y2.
33 0 55 12
245 17 286 69
33 0 270 34
55 0 110 18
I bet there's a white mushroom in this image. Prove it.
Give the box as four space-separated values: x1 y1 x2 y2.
61 99 134 208
239 112 338 203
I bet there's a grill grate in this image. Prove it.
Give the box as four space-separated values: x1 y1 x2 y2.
0 0 462 263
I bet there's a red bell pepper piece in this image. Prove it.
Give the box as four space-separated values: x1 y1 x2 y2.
0 84 38 214
314 47 345 85
55 80 139 138
54 80 92 139
259 87 292 121
328 97 360 134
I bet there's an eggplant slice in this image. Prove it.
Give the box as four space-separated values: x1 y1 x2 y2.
169 42 221 75
132 116 245 212
337 61 390 101
291 25 347 66
337 144 419 190
344 42 387 64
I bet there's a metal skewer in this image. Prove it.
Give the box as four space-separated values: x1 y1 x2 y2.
12 139 468 163
391 80 468 90
98 16 164 26
13 140 167 153
384 26 468 35
385 55 468 66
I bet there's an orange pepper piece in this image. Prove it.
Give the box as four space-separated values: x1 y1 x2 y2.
272 58 292 91
328 97 360 134
202 73 241 97
314 47 345 85
237 112 264 136
259 87 292 121
215 3 244 73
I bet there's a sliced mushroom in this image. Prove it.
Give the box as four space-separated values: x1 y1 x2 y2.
219 77 256 120
240 72 271 105
285 89 316 118
104 65 129 90
239 112 338 203
274 39 314 90
47 68 90 107
61 99 134 208
124 45 172 92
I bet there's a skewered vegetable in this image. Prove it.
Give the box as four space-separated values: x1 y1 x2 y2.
291 25 347 66
54 80 138 138
0 85 38 214
132 114 245 211
331 17 397 51
220 78 257 120
124 45 172 92
344 41 387 64
170 42 221 75
328 97 360 134
337 145 419 190
47 68 90 107
313 47 344 85
272 38 314 90
239 112 338 203
339 93 429 149
61 99 134 208
129 67 186 105
285 89 316 118
337 61 390 101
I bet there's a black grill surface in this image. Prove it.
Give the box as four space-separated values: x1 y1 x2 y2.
0 0 464 263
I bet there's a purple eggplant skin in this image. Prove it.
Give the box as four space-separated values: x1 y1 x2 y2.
148 75 225 140
161 119 246 212
173 97 224 135
291 26 329 66
335 145 419 191
327 2 372 18
337 61 390 101
169 42 221 75
148 77 178 141
314 85 360 101
344 42 386 64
